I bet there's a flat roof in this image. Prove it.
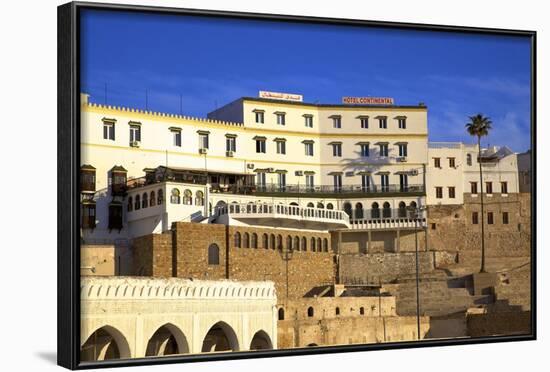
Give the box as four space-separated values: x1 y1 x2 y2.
240 97 427 110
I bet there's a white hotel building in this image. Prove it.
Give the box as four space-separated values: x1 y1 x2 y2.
79 91 519 251
80 92 427 244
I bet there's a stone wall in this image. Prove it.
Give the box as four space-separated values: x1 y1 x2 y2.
278 315 430 348
339 251 456 284
427 193 531 258
466 311 532 337
132 222 335 302
81 245 116 276
333 229 428 254
132 233 172 277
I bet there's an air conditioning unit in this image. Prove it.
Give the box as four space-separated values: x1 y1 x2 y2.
396 156 407 162
267 168 275 173
295 171 303 176
226 151 234 157
199 148 208 154
247 163 255 169
130 141 140 148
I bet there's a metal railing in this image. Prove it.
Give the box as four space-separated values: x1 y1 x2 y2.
216 203 350 225
213 183 424 195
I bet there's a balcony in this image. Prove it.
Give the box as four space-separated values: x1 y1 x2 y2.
347 208 427 230
216 203 350 230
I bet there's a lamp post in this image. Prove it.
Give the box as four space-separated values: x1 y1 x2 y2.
279 242 294 302
407 205 425 340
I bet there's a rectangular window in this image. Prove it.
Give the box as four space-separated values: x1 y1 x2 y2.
448 186 456 198
486 182 493 194
399 174 408 191
487 212 494 224
471 182 478 194
276 140 286 154
501 181 508 194
472 212 479 224
108 205 123 230
379 144 389 157
398 118 406 129
103 121 115 140
398 143 408 157
361 174 370 191
502 212 509 224
332 143 342 157
360 117 369 128
305 174 314 190
172 130 182 147
304 142 314 156
255 111 264 123
129 125 141 143
276 113 286 125
304 115 313 128
332 116 342 128
226 137 236 152
360 144 369 157
449 157 456 168
378 117 387 129
333 175 342 191
380 174 389 191
256 139 266 153
435 186 443 199
434 157 441 168
199 133 209 150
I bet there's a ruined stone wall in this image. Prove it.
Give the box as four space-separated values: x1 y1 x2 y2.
427 193 531 258
466 311 532 337
339 251 456 284
277 314 430 348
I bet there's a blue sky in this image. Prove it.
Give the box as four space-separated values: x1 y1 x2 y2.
81 9 532 152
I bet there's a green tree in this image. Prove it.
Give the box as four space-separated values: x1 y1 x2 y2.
466 114 492 273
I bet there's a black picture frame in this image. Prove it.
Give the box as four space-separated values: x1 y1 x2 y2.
58 2 537 369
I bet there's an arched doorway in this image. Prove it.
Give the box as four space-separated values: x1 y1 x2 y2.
80 325 131 361
145 323 189 357
201 322 239 352
343 202 352 218
249 330 273 350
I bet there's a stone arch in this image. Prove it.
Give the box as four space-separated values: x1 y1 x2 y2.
343 202 352 217
326 203 334 210
249 330 273 350
262 233 269 249
251 233 258 248
294 236 300 251
243 232 250 248
307 306 314 317
371 202 380 219
307 343 318 347
323 238 329 252
149 190 156 207
234 231 241 248
145 323 189 357
398 201 407 217
383 202 392 218
278 307 285 320
302 236 308 251
317 202 324 209
311 237 316 252
201 321 240 352
355 202 364 219
81 325 131 361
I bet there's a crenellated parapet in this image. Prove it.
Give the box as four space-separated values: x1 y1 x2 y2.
81 276 276 301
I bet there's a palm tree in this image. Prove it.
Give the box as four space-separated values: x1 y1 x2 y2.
466 114 492 273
